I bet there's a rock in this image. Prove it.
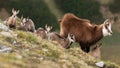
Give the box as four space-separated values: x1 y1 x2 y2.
95 61 104 67
0 23 9 31
0 31 17 38
0 45 12 53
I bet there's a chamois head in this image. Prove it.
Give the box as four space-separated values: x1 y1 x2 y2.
89 43 102 59
67 33 75 43
36 27 47 39
102 19 113 37
91 43 102 52
21 17 30 26
22 17 29 23
36 27 45 34
45 24 53 33
12 8 19 18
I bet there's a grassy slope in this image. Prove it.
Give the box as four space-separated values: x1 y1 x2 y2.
0 21 119 68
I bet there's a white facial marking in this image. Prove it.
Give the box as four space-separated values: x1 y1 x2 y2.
102 20 113 37
68 34 75 42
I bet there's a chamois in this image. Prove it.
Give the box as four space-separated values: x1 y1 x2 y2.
36 27 47 39
45 25 75 48
6 8 19 29
48 33 75 49
36 24 52 39
59 13 113 52
89 43 102 59
19 17 35 32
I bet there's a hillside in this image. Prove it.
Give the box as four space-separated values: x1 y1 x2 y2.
0 20 119 68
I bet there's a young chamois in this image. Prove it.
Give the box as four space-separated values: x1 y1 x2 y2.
36 27 47 39
19 17 35 32
45 25 75 48
6 8 19 29
89 43 102 59
59 13 113 52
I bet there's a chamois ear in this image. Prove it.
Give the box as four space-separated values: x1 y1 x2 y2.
103 19 109 25
16 10 20 14
21 15 23 20
22 18 26 23
45 24 52 32
45 24 48 30
50 26 53 30
12 8 15 13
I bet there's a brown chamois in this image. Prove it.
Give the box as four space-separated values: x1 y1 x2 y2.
45 25 75 48
36 27 47 39
89 43 102 59
36 24 53 39
6 8 19 29
59 13 113 52
19 17 35 32
47 33 75 49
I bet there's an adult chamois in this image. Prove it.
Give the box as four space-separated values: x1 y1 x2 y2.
59 13 113 52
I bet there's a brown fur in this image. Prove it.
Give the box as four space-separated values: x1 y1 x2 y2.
47 33 75 48
18 18 35 32
60 13 103 52
36 27 47 39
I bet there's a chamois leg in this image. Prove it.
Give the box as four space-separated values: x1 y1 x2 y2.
86 46 90 53
81 46 87 52
81 46 90 53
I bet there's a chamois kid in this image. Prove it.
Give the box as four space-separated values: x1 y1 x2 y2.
6 8 19 29
36 27 47 39
45 25 75 48
36 24 52 39
48 33 75 48
19 17 35 32
89 43 102 59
